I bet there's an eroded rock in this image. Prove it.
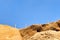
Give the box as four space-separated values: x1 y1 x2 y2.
20 20 60 40
0 24 22 40
28 30 60 40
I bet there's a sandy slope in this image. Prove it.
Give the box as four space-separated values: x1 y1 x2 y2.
0 25 22 40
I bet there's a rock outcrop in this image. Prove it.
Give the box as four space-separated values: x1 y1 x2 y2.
0 24 22 40
1 20 60 40
28 30 60 40
20 20 60 40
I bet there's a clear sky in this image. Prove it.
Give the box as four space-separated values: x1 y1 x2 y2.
0 0 60 28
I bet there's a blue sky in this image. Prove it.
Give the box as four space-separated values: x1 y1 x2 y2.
0 0 60 28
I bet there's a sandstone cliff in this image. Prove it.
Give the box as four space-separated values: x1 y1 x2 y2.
1 20 60 40
28 30 60 40
20 20 60 40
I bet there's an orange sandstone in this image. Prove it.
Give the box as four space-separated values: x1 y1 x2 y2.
0 24 22 40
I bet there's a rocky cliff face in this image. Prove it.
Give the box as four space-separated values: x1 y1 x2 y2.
0 20 60 40
28 30 60 40
20 20 60 40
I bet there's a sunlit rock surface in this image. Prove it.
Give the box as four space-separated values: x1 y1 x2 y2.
20 20 60 40
0 25 22 40
1 20 60 40
28 30 60 40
